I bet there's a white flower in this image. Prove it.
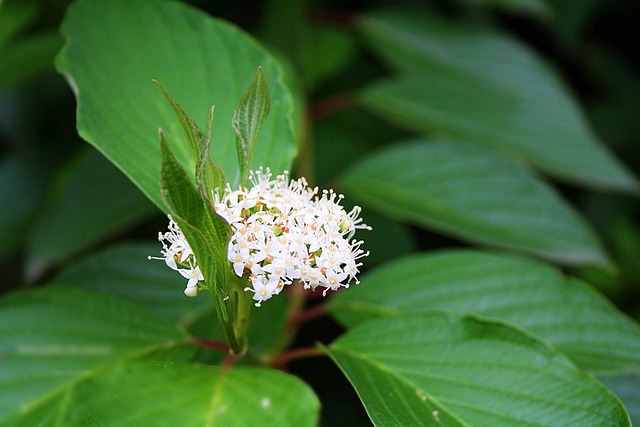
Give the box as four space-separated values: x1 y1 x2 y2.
149 215 205 297
152 168 371 305
215 168 370 306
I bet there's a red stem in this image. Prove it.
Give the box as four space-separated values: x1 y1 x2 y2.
192 337 230 353
270 345 325 369
307 93 356 122
290 302 328 326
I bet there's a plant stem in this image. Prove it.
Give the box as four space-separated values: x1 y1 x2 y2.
269 345 325 369
267 281 309 356
230 274 252 355
192 337 230 353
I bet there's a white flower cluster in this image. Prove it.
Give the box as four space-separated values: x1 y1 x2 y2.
150 217 204 297
216 169 370 306
152 168 370 306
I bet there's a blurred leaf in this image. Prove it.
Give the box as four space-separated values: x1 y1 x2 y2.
0 286 194 425
452 0 551 16
327 313 631 426
357 10 639 194
330 249 640 373
56 0 298 209
340 139 609 267
0 32 63 91
51 242 211 325
25 149 156 280
356 208 416 266
600 373 640 426
305 24 357 89
311 113 416 265
0 154 48 258
51 242 289 357
51 362 319 426
545 0 603 46
360 74 639 194
0 0 38 45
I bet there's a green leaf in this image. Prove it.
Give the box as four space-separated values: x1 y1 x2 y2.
50 242 211 325
50 242 289 357
357 11 639 194
304 24 357 89
56 0 298 209
0 31 63 91
0 286 193 424
197 105 229 205
159 133 230 292
159 134 241 350
233 66 271 185
43 362 319 426
600 373 640 426
25 149 157 281
340 139 609 267
330 249 640 374
453 0 551 16
153 79 204 161
327 313 631 426
0 154 48 259
0 0 39 45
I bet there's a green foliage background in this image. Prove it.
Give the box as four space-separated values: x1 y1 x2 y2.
1 0 640 425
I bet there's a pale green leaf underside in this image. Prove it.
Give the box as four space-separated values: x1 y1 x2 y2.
339 139 608 267
327 313 630 426
38 362 319 427
0 286 193 424
357 10 639 194
330 249 640 374
56 0 297 210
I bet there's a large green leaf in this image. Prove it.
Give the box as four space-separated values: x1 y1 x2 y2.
51 242 290 357
50 242 211 324
25 149 156 280
357 10 639 194
56 0 298 209
327 313 630 426
340 139 609 267
330 249 640 374
45 362 319 426
0 286 194 424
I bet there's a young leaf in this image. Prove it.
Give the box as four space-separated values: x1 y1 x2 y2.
153 79 204 161
330 249 640 374
232 66 271 185
159 133 231 324
0 286 194 425
56 0 297 210
197 105 228 205
339 139 610 268
326 313 631 426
